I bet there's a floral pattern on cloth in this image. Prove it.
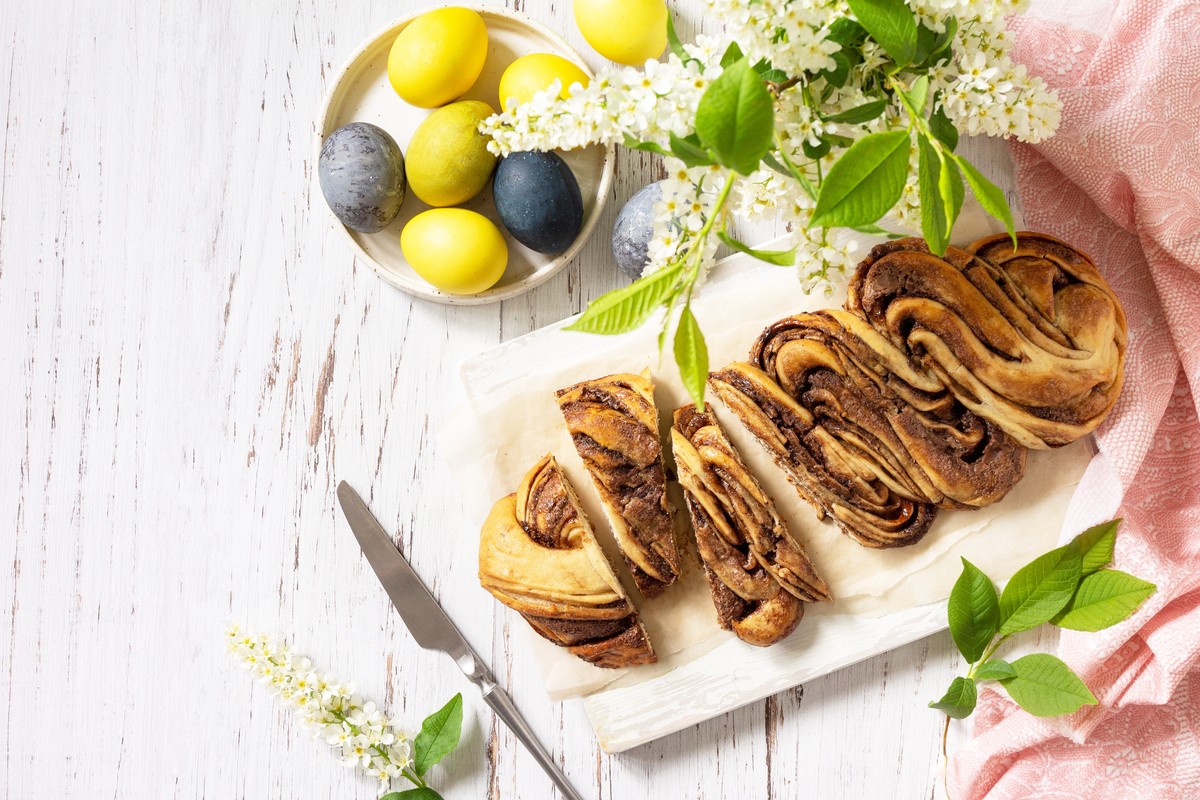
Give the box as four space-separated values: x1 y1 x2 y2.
949 1 1200 798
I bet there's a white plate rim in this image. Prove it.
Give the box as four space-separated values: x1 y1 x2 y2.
316 5 617 306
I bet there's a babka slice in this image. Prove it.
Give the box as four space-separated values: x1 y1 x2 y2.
672 405 830 647
479 454 656 669
708 362 937 548
556 369 679 597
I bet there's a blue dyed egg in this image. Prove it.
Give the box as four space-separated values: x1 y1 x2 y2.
492 151 583 255
612 181 666 280
319 122 406 233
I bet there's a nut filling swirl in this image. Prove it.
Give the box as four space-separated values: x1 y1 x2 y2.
672 405 831 646
556 370 680 597
479 455 656 669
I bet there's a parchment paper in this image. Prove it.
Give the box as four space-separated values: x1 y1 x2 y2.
443 206 1092 701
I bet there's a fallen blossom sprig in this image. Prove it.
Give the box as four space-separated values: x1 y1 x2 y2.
227 626 463 799
480 0 1061 407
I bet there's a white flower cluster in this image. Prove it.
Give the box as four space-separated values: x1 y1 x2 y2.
227 626 413 790
923 0 1060 141
646 161 726 279
708 0 842 76
482 39 727 156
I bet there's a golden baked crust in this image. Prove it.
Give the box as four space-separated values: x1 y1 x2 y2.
478 455 656 669
848 233 1126 449
709 362 937 548
751 310 1026 510
556 370 679 597
672 405 830 646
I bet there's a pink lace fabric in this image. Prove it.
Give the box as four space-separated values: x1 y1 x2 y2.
948 1 1200 797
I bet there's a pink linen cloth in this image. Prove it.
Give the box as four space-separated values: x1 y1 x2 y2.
948 1 1200 797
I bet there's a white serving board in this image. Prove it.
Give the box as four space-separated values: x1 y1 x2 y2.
448 211 1090 752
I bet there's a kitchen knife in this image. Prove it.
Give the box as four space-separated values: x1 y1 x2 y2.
337 481 585 800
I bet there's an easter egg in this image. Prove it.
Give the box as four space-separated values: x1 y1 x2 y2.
573 0 667 65
493 151 584 255
318 123 407 233
405 100 498 207
498 53 590 112
611 180 667 279
400 209 508 294
388 8 488 108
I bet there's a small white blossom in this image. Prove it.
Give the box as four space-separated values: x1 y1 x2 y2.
227 626 414 792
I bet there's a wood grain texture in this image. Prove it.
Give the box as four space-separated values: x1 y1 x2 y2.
0 0 1022 797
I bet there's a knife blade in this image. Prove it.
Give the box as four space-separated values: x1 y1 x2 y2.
336 481 586 800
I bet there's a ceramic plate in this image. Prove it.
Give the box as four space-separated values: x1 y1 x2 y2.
318 7 615 305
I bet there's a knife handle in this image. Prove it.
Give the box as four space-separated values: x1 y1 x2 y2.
482 685 587 800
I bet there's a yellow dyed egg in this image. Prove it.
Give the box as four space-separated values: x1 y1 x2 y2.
498 53 590 112
405 100 498 207
388 8 488 108
573 0 667 65
400 209 508 294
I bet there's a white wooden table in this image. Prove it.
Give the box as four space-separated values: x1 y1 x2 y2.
1 1 1027 797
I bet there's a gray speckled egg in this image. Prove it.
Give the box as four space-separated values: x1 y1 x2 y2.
612 181 669 280
492 151 584 255
318 122 406 233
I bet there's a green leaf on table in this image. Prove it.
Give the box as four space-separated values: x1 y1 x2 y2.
974 658 1018 681
717 230 798 266
928 676 977 719
947 557 999 664
666 13 688 61
1053 569 1156 632
905 75 929 114
412 693 463 777
810 129 911 228
565 263 683 335
956 156 1017 248
674 304 709 407
846 0 918 65
694 57 775 175
824 99 888 124
380 790 444 800
623 134 671 158
1071 519 1120 576
1000 653 1097 717
670 132 714 168
928 102 959 152
997 542 1082 635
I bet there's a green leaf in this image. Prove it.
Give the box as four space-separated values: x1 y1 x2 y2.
928 102 959 152
1001 653 1097 717
802 138 833 160
1053 569 1156 632
849 222 906 238
997 542 1082 635
666 13 688 61
912 22 939 65
694 58 775 175
823 50 853 88
717 230 797 266
565 263 683 335
939 152 964 237
380 790 444 800
826 17 868 47
623 134 671 158
670 132 714 168
930 16 958 63
823 99 888 124
753 60 789 84
846 0 918 65
412 693 463 777
905 75 929 114
974 659 1018 681
928 676 977 719
674 304 709 407
917 135 950 256
1071 519 1120 576
956 156 1016 248
947 557 999 664
810 130 911 228
720 41 745 69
